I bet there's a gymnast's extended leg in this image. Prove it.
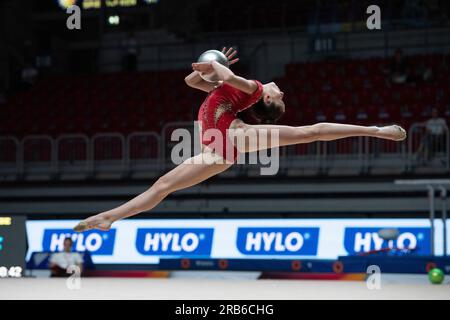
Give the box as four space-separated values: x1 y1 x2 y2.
74 153 232 231
229 121 406 153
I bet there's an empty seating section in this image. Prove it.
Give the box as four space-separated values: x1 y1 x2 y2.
0 54 449 178
280 54 450 128
57 136 89 162
1 54 449 138
196 0 421 33
0 70 204 137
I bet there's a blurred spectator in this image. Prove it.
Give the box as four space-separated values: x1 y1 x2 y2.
389 49 409 84
121 32 140 72
49 237 83 278
418 108 448 163
21 62 38 90
426 108 447 134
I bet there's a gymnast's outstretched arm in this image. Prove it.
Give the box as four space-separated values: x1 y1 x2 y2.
184 71 217 93
192 60 258 95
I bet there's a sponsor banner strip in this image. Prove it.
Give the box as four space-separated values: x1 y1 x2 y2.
26 219 448 264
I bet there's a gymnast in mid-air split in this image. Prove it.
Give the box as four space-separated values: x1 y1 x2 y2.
74 47 406 232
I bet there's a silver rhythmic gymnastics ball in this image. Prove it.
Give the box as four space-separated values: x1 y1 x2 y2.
197 49 229 82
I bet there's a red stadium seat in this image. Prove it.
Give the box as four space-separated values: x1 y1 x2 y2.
2 54 449 139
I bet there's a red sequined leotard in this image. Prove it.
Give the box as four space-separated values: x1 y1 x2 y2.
197 80 263 163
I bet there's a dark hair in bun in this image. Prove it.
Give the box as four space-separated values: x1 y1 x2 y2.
250 98 285 124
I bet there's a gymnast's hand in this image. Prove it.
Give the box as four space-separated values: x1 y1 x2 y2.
191 47 238 74
192 61 214 74
222 47 239 66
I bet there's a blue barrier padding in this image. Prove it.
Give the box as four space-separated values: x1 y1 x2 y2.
338 255 450 274
158 258 336 272
158 256 450 274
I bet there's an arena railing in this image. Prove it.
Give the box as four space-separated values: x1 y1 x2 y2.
281 134 408 176
0 136 21 178
323 137 365 175
92 133 127 177
0 121 449 180
21 135 56 177
55 134 91 177
364 134 408 174
283 142 323 175
126 132 162 178
161 121 198 170
408 123 450 171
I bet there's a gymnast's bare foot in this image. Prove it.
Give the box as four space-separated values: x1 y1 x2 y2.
377 125 407 141
73 215 113 232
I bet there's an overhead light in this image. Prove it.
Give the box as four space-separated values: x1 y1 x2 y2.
108 15 120 25
56 0 78 10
